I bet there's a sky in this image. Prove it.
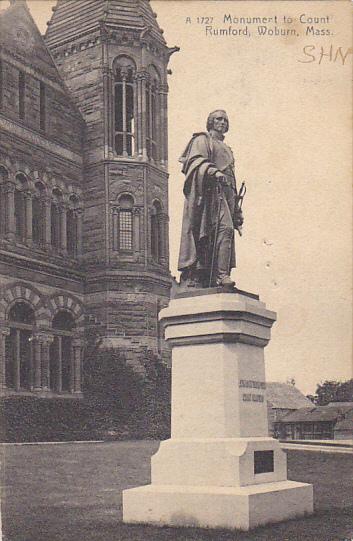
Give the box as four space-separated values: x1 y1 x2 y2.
1 0 352 395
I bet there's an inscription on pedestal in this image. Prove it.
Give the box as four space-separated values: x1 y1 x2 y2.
254 450 274 474
242 393 264 403
240 380 266 403
239 379 266 389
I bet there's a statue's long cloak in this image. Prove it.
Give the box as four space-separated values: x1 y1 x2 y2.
177 132 236 272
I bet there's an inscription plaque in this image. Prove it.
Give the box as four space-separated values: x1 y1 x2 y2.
254 450 274 474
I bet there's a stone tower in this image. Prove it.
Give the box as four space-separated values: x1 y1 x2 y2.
45 0 178 359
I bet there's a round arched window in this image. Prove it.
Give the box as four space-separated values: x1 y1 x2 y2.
14 174 27 241
67 194 80 257
151 201 163 262
51 188 63 250
50 310 75 392
113 56 136 157
0 166 9 236
146 65 161 161
117 194 134 251
6 301 35 390
32 182 45 245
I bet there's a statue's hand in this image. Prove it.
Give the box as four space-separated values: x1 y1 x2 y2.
234 209 244 227
215 171 228 186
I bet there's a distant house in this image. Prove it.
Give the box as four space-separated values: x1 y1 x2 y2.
274 402 353 440
266 382 313 436
334 407 353 440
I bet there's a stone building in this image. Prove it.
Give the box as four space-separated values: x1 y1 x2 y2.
0 0 177 399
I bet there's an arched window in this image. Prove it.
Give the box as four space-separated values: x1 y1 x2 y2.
51 188 62 250
0 165 9 235
51 204 60 249
114 56 136 157
67 209 76 255
117 194 134 251
151 201 163 262
146 66 160 161
6 302 35 390
67 194 80 257
50 310 75 392
39 81 46 132
0 59 3 110
32 181 45 245
14 173 27 241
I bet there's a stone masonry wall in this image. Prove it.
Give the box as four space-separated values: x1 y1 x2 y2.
81 163 106 266
0 58 83 154
53 42 104 153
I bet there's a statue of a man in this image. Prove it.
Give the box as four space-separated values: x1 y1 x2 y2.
178 110 244 288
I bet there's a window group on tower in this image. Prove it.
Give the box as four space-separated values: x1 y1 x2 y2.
111 193 167 266
112 56 167 163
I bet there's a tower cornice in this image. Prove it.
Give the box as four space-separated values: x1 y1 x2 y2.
49 26 176 65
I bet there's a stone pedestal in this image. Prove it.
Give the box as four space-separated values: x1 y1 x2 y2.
123 289 313 530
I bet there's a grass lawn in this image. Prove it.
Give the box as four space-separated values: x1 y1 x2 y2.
1 441 353 541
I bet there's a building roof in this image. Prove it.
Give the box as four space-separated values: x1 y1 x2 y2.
277 403 353 424
326 402 353 408
266 382 313 410
45 0 167 48
334 418 353 432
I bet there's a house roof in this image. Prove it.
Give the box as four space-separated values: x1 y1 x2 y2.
266 382 313 410
326 402 353 408
277 403 353 424
45 0 167 49
334 418 353 432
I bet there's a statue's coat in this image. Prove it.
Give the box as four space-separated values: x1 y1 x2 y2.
178 132 236 272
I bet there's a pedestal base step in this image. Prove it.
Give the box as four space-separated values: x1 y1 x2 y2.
123 480 313 531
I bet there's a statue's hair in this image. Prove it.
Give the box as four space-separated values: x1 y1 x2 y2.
206 110 229 133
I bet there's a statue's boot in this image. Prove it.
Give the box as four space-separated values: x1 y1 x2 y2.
217 275 235 286
215 227 235 287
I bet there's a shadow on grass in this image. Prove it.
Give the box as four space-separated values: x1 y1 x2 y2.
2 442 353 541
5 508 353 541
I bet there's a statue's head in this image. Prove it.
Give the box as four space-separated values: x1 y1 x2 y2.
206 110 229 133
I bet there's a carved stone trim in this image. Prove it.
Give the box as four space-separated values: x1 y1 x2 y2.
136 70 150 81
50 33 102 60
0 327 11 337
32 332 54 345
2 181 15 194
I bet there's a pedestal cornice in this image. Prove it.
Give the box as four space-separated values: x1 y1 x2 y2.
159 290 276 348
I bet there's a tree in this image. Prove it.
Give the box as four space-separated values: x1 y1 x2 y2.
84 346 145 431
136 350 171 439
314 379 353 406
82 330 171 439
335 379 353 402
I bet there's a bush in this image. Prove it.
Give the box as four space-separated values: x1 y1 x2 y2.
0 342 171 442
0 396 87 442
83 345 171 440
